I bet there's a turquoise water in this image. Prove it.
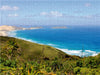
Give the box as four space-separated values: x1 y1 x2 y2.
9 26 100 56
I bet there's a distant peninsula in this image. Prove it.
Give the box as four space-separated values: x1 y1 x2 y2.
0 25 42 36
51 26 67 29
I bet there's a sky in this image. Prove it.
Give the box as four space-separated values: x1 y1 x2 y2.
0 0 100 26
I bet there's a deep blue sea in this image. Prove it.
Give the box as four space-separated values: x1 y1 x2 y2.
9 26 100 56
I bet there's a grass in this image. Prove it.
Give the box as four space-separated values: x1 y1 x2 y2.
0 36 71 60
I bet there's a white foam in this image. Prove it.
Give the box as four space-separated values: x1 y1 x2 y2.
7 31 17 37
16 37 38 43
8 31 37 43
57 48 99 57
47 43 57 46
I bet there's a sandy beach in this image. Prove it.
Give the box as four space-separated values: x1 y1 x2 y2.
0 25 16 36
0 25 42 36
0 31 8 36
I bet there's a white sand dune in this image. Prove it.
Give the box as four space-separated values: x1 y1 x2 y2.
0 31 8 36
0 25 42 36
0 25 16 31
0 25 19 36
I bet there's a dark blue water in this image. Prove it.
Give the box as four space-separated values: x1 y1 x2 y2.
10 26 100 56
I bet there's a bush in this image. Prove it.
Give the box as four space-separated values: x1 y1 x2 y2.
76 60 83 67
74 67 81 74
84 57 97 68
46 67 51 72
3 60 17 68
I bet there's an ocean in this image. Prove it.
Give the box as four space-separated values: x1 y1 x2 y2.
8 26 100 56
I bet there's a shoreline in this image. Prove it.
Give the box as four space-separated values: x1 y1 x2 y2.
0 25 42 36
7 31 99 57
0 25 99 57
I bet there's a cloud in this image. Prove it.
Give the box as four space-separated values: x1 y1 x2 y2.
26 11 63 18
40 12 48 16
8 14 18 17
40 11 100 19
40 11 63 17
26 10 100 19
85 3 91 7
74 10 83 13
80 14 100 19
0 5 19 10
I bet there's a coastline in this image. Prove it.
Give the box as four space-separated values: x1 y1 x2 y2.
0 25 99 57
0 25 42 36
7 31 99 57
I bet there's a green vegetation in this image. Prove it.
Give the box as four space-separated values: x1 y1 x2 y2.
0 36 100 75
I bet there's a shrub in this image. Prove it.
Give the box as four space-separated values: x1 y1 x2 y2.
76 60 83 67
74 67 81 74
3 60 17 68
84 57 97 68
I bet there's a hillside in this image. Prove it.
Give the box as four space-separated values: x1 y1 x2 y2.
0 36 100 75
0 36 74 60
